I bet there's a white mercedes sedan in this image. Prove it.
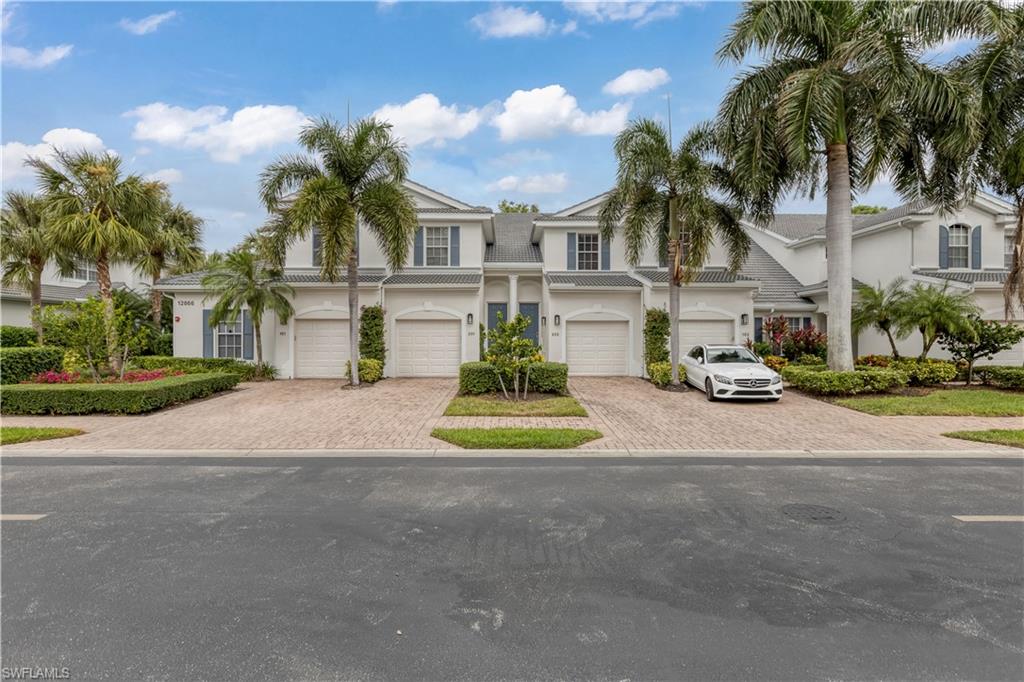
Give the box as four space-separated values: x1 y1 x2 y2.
681 345 783 402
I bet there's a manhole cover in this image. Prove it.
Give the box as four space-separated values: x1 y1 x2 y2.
781 504 846 524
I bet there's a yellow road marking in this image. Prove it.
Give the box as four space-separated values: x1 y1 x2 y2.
0 514 48 521
953 515 1024 522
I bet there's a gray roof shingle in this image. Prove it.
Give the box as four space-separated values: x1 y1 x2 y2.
485 213 543 263
740 242 813 303
914 269 1009 284
157 269 388 286
383 272 482 285
795 278 867 295
632 269 756 284
1 281 126 302
545 272 643 287
417 207 492 214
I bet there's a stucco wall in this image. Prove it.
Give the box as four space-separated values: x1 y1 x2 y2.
544 289 644 375
646 286 756 347
852 225 913 287
382 287 482 376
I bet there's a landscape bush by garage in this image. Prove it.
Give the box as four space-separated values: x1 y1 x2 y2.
359 305 386 364
975 366 1024 391
0 372 240 415
132 356 264 381
647 361 673 387
526 362 569 394
782 365 908 396
346 358 384 383
458 361 568 395
1 326 36 348
0 346 64 385
643 308 670 367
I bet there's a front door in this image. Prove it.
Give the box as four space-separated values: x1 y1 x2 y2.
519 302 540 348
487 302 508 331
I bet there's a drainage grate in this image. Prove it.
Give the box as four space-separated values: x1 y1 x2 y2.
781 504 846 525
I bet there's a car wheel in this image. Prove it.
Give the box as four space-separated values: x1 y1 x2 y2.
705 378 716 402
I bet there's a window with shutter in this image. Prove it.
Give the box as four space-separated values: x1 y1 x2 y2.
947 224 969 268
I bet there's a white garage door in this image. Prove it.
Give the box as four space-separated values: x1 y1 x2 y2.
295 319 350 378
395 319 461 377
679 319 735 350
566 320 629 376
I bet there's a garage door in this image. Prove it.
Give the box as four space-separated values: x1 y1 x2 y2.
566 320 629 375
679 319 734 350
395 319 461 377
295 319 350 378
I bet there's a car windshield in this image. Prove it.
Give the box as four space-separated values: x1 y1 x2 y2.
706 348 760 364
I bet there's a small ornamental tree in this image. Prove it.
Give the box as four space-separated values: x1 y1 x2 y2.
783 326 827 359
484 312 540 400
762 315 789 356
41 299 149 382
938 316 1024 385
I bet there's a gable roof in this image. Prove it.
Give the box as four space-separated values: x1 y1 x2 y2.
739 242 811 304
403 179 489 212
485 213 543 263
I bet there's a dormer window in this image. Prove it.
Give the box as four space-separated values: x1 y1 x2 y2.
577 233 599 270
947 224 969 269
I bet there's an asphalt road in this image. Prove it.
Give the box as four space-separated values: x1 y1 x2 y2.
2 456 1023 681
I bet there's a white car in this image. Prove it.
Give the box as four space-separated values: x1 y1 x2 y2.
682 344 783 402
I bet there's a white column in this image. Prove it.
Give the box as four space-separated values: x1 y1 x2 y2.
508 274 519 317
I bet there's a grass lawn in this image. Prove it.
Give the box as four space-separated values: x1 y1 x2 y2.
444 394 587 417
1 426 83 445
943 430 1024 448
431 427 602 449
836 389 1024 417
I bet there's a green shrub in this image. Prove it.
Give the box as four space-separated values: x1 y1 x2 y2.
1 326 36 347
750 340 773 357
459 361 499 394
891 358 958 386
359 305 386 364
153 332 173 357
856 354 893 367
643 308 670 367
131 356 263 381
763 355 788 371
783 366 908 396
647 361 673 387
795 354 823 366
1 372 239 415
346 358 384 383
975 366 1024 391
527 362 568 394
0 346 64 385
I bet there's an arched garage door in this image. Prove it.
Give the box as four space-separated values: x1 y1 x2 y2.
679 319 734 350
395 319 461 377
566 320 629 375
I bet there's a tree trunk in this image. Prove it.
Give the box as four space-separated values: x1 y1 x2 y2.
825 143 854 371
151 275 163 329
1004 194 1023 319
667 196 681 385
30 261 43 345
254 321 263 366
883 326 900 359
919 326 933 361
966 358 975 386
347 249 360 386
96 254 120 373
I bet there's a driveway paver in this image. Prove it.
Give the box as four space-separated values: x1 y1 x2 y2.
2 377 1018 452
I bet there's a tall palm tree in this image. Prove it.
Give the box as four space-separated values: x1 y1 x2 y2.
136 201 204 328
0 191 75 343
599 120 754 385
202 248 294 367
29 150 164 370
902 282 979 360
852 279 911 358
715 0 997 370
259 117 417 385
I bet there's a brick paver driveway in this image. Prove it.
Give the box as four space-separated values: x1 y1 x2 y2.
3 377 1019 452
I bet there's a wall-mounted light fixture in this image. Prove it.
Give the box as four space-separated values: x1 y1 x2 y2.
741 313 749 325
541 316 547 327
554 315 561 327
467 313 473 326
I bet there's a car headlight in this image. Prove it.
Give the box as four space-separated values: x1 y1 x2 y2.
713 374 734 385
770 375 782 385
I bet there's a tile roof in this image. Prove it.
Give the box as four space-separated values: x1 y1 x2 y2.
914 269 1009 284
762 214 827 240
632 268 756 284
383 272 482 285
485 213 543 263
795 278 867 295
1 281 126 302
545 272 643 287
156 269 388 286
535 215 599 223
417 207 492 215
739 242 812 303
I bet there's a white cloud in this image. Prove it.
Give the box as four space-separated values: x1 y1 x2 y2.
125 102 309 162
2 128 107 181
2 4 14 32
565 1 683 27
603 67 670 96
119 11 177 35
372 93 484 148
492 84 630 141
1 43 73 68
487 173 568 194
471 6 553 38
145 168 183 185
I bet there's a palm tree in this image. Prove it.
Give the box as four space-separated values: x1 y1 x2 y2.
599 120 754 385
259 117 417 385
29 150 164 371
136 201 203 328
0 191 75 343
202 248 294 367
715 0 996 370
852 279 911 358
902 282 979 360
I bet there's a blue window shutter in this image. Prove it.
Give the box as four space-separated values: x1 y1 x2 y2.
803 317 812 329
202 309 213 358
567 232 576 270
487 302 508 330
601 235 611 271
450 225 460 266
971 225 982 269
939 225 949 268
754 317 763 343
414 227 424 266
312 228 322 268
242 310 254 360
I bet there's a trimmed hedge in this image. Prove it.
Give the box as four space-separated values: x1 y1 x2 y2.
976 366 1024 391
891 358 958 386
648 361 672 387
0 372 240 415
346 358 384 383
458 361 569 395
0 346 64 385
153 333 173 357
1 326 36 348
782 365 908 396
132 356 262 381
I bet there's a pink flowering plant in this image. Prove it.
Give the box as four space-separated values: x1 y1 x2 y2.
28 370 82 384
106 368 184 384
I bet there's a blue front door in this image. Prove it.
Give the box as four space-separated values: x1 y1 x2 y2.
487 303 508 331
519 302 540 348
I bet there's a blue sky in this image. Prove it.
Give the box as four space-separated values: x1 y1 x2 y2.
3 1 906 251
